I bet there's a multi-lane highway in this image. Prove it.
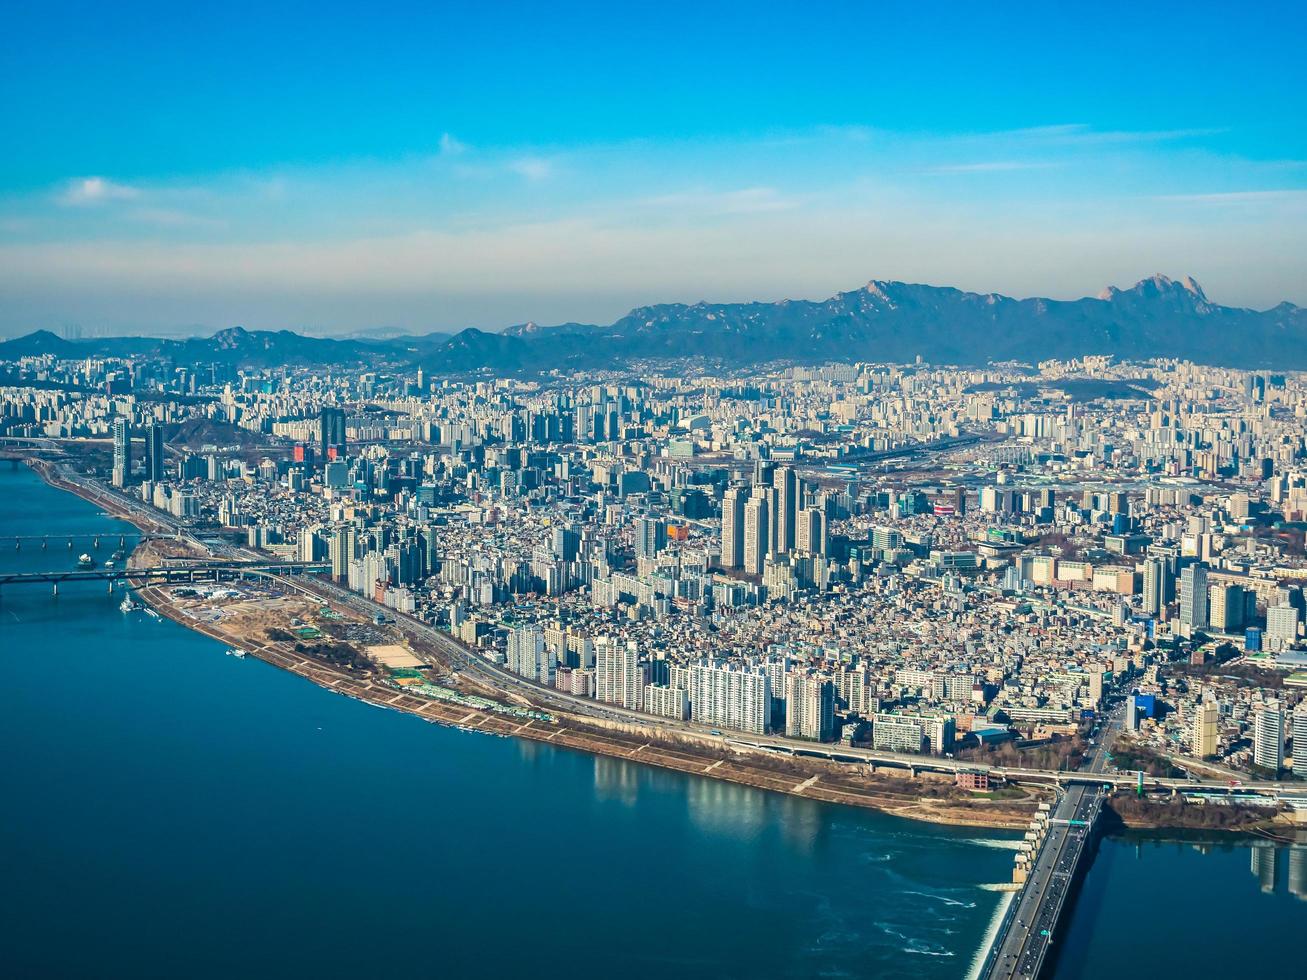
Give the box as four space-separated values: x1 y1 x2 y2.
35 468 1307 804
982 705 1122 979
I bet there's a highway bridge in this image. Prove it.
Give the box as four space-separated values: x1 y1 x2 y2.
0 560 329 594
2 530 154 550
983 783 1105 979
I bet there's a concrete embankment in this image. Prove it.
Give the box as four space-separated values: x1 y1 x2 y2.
27 456 1034 830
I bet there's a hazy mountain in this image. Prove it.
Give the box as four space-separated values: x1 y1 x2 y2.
3 276 1304 372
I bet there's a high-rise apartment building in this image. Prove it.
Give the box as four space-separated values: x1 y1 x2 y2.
595 636 641 711
1191 698 1219 759
507 625 554 684
634 516 666 560
773 466 798 556
678 661 771 734
796 506 827 556
720 486 746 570
1293 702 1307 778
112 417 131 487
1253 700 1284 774
1267 604 1301 650
743 489 769 575
1143 559 1165 618
1208 584 1246 633
785 674 835 742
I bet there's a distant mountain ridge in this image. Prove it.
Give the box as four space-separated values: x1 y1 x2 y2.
3 275 1304 372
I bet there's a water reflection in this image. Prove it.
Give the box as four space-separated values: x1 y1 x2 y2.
1250 844 1278 893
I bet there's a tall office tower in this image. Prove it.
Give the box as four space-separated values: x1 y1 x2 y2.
595 636 641 711
1253 700 1284 774
144 423 165 483
773 466 798 555
330 526 352 581
111 417 132 487
785 674 835 742
796 506 828 556
319 406 347 461
685 662 771 734
1294 702 1307 778
720 486 746 570
1179 563 1209 635
743 489 769 575
1142 557 1169 617
421 525 440 576
634 516 666 560
1191 698 1220 759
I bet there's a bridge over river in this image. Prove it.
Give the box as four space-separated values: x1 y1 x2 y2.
0 560 329 594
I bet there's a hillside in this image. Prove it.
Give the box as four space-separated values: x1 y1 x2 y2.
3 275 1304 372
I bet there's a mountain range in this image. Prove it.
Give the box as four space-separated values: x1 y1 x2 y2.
3 275 1304 372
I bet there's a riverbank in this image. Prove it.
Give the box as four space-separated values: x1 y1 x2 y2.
18 456 1045 831
0 461 1023 980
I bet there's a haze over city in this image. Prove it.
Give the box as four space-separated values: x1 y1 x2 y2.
2 1 1306 336
4 5 1307 980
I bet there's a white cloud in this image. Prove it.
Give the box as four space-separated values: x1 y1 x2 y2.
507 156 553 180
57 176 140 206
439 132 468 155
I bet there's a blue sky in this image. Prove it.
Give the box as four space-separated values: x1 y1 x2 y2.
2 0 1305 335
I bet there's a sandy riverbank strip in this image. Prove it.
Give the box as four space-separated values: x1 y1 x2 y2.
26 456 1037 830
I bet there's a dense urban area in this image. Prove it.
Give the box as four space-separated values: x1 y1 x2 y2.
4 349 1307 793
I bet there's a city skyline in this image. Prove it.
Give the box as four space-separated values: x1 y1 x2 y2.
3 2 1306 335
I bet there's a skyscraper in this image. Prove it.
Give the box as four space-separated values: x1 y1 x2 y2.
112 417 131 487
774 466 798 556
1253 700 1284 774
319 406 347 461
144 422 165 483
720 486 746 570
1179 563 1209 635
743 489 769 575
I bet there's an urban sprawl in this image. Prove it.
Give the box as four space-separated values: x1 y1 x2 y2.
5 352 1307 783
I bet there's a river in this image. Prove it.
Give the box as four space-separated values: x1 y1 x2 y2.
0 464 1020 979
4 463 1298 979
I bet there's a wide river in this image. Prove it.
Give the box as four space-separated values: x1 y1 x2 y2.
1 464 1302 978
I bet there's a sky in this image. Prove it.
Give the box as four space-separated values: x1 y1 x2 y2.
2 0 1305 337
